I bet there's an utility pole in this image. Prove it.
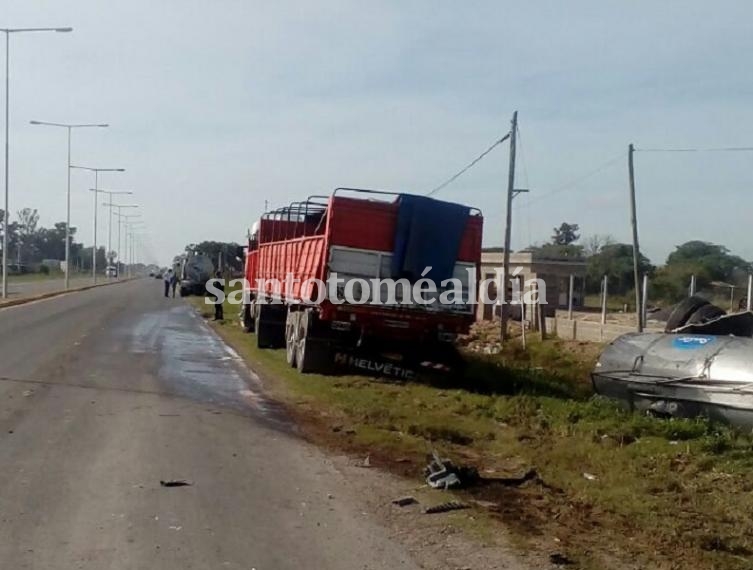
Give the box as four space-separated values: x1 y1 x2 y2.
500 111 518 340
628 143 643 332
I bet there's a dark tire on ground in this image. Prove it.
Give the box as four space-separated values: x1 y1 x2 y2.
665 296 711 332
179 287 188 297
686 303 726 325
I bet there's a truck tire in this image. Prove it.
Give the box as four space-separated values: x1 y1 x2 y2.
255 303 285 349
285 311 299 367
240 304 254 333
665 296 710 332
296 312 328 374
686 303 726 325
256 312 273 349
180 286 188 297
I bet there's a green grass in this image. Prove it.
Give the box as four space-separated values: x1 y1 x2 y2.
190 289 753 570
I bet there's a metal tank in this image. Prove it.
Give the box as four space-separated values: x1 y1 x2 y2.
593 331 753 429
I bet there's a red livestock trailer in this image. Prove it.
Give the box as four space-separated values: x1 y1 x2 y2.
240 188 483 377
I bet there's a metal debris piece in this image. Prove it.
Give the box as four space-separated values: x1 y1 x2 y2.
160 480 192 488
424 450 479 489
424 501 470 514
391 496 418 507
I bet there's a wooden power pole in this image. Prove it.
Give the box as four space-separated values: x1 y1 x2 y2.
628 143 643 332
500 111 518 340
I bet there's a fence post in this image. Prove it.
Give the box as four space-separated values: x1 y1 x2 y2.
520 275 526 349
567 274 574 320
689 274 696 296
641 274 649 329
600 274 608 325
747 274 752 312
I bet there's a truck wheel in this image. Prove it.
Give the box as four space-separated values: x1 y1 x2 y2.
241 304 254 333
179 287 188 297
285 312 299 367
256 312 272 348
665 296 710 332
686 303 726 325
296 312 328 373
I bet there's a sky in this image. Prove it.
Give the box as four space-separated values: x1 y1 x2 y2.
4 1 753 266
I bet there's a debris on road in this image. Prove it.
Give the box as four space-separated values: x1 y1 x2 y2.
582 472 598 481
549 552 575 566
424 451 479 489
160 480 192 487
424 501 470 514
391 496 418 507
356 455 371 468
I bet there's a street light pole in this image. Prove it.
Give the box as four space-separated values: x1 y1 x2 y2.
1 26 72 298
70 166 126 284
105 204 138 278
30 120 109 289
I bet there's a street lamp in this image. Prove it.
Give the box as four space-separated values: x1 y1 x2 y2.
69 165 126 283
1 26 72 298
105 204 138 277
30 120 109 289
119 215 141 278
125 223 147 277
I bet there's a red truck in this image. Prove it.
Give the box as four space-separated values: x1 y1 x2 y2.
240 188 483 377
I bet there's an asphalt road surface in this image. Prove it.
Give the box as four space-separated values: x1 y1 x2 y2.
0 279 418 570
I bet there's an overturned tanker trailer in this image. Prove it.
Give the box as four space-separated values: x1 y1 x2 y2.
592 297 753 429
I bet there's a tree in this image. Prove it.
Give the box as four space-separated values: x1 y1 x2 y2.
586 243 654 295
551 222 580 246
583 234 616 257
16 208 40 265
652 241 752 303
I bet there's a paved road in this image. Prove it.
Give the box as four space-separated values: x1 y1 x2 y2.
0 279 418 569
6 276 98 300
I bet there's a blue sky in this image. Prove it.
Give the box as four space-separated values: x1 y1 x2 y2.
4 1 753 265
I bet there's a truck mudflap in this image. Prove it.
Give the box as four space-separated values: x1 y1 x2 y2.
330 342 463 380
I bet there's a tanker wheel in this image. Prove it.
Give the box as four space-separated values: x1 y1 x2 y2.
665 296 710 332
285 312 299 367
686 303 726 325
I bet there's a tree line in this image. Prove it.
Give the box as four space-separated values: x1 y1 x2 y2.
529 222 752 303
0 207 107 273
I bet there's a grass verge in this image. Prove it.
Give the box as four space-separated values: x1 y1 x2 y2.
190 293 753 570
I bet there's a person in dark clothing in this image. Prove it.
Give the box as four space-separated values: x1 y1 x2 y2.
213 271 224 320
164 269 173 298
171 271 179 298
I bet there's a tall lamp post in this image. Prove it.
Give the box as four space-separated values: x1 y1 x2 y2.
125 223 147 277
1 26 72 298
105 204 138 277
69 166 126 283
30 120 108 289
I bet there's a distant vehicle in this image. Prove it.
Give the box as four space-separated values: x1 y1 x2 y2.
240 188 483 376
180 254 214 296
105 266 118 278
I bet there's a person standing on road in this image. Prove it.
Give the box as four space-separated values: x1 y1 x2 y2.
213 270 224 320
164 269 173 298
171 270 179 298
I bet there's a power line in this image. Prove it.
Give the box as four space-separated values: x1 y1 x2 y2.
516 151 626 207
636 146 753 153
426 132 511 197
